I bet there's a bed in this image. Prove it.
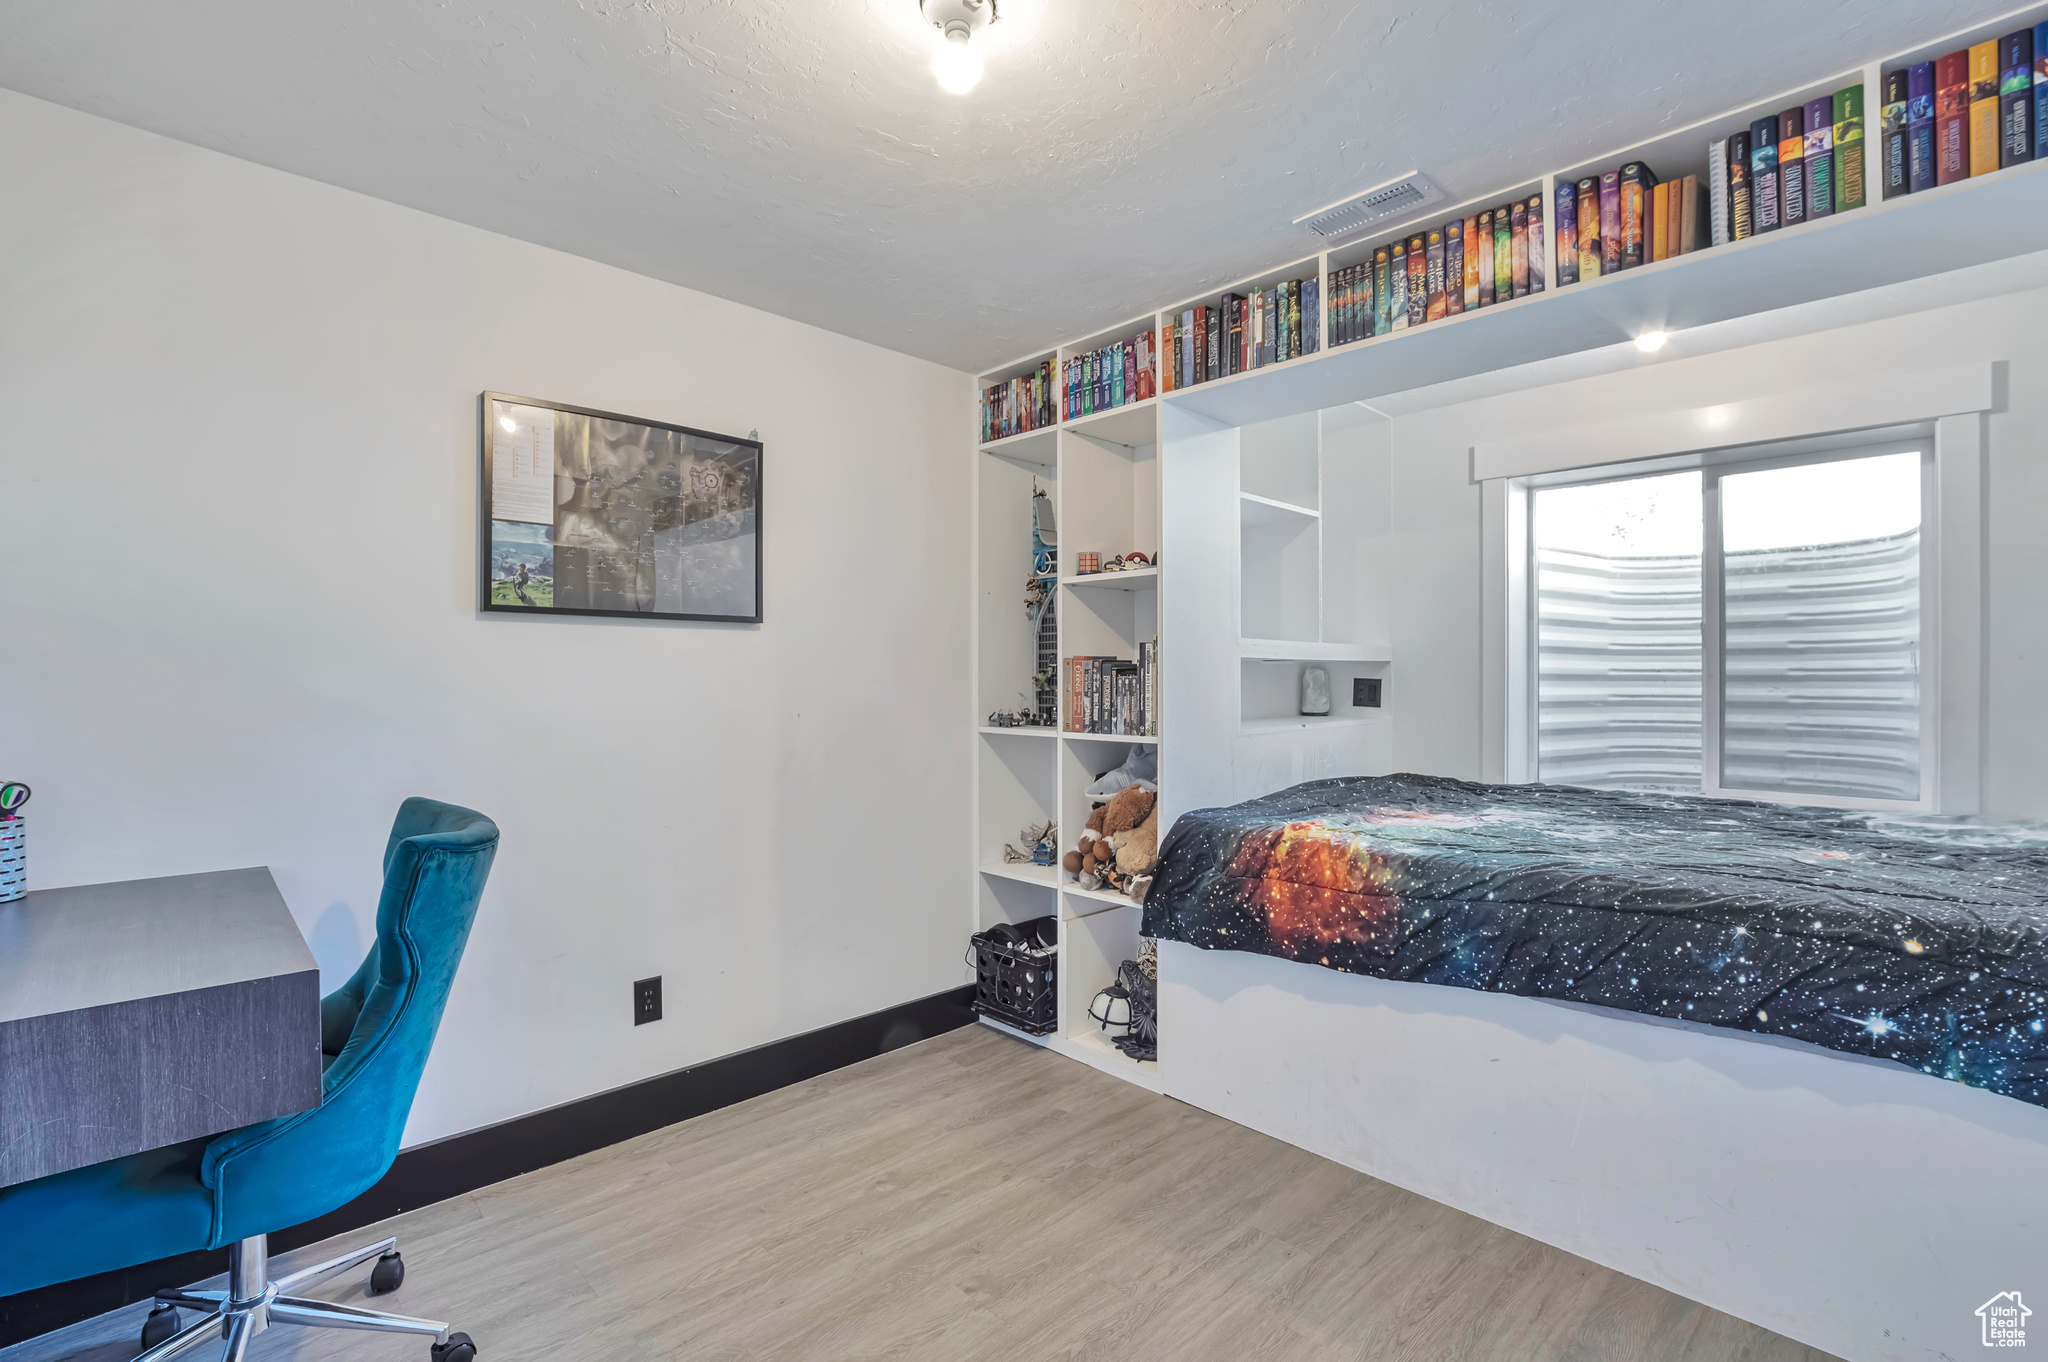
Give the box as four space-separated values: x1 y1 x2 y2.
1141 773 2048 1108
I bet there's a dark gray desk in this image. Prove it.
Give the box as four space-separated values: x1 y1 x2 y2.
0 868 323 1188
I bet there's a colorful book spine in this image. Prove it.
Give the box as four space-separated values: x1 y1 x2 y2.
1598 173 1621 272
1880 69 1910 198
1477 209 1497 303
1553 183 1578 285
1906 61 1936 192
1288 279 1302 357
1678 174 1700 253
1302 276 1319 354
1650 180 1671 260
2002 27 2034 168
1463 213 1481 308
1969 40 1999 176
1374 247 1393 336
1778 106 1807 225
1444 221 1464 316
1750 117 1781 232
1509 200 1529 296
1936 51 1970 185
1494 207 1515 299
1406 233 1427 328
1707 143 1729 246
1834 83 1866 210
1424 229 1447 321
1727 130 1753 239
1526 193 1545 293
1804 96 1835 218
1387 241 1409 332
1577 178 1601 277
2037 22 2048 162
1620 161 1657 263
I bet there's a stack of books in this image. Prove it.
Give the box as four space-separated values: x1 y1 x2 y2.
1160 273 1318 391
1325 196 1545 346
980 361 1055 443
1887 26 2044 198
1064 329 1156 420
1708 85 1863 245
1064 641 1158 736
1553 164 1702 282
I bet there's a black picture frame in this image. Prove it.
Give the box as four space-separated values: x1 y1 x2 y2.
479 391 763 624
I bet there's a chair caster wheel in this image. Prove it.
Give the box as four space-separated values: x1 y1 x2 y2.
430 1331 476 1362
140 1304 181 1351
370 1251 405 1294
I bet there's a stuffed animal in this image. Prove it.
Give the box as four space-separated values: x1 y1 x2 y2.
1115 801 1159 877
1063 784 1156 891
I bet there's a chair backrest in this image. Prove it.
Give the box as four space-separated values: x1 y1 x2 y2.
200 798 498 1245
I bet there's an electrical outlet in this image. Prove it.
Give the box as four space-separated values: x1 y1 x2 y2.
633 976 662 1026
1353 677 1382 708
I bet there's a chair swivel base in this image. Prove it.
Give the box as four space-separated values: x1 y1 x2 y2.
136 1234 475 1362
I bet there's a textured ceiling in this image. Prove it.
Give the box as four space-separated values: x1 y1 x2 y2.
0 1 2015 373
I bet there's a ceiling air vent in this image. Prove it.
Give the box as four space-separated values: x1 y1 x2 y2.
1293 172 1447 244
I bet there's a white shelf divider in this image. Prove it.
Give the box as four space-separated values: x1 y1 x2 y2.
1241 637 1391 662
1063 565 1158 591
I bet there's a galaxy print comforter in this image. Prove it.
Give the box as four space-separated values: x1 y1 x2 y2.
1141 774 2048 1108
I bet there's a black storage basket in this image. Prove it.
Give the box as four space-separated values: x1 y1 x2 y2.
968 918 1057 1035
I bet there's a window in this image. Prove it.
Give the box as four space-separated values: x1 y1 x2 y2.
1530 441 1930 808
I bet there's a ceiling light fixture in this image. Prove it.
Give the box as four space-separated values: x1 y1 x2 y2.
921 0 996 94
1634 330 1669 353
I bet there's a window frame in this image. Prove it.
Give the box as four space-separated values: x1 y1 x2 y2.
1518 434 1938 813
1479 369 1987 816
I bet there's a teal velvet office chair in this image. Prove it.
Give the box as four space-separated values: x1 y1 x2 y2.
0 798 498 1361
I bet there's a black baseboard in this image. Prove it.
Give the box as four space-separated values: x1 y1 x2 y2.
0 984 976 1348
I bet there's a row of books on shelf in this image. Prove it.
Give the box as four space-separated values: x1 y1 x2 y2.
1882 26 2048 197
1065 642 1157 736
1325 197 1547 345
1065 329 1156 418
1707 85 1866 246
1158 273 1320 390
980 360 1055 443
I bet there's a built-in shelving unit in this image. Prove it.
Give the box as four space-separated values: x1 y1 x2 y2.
972 1 2048 1096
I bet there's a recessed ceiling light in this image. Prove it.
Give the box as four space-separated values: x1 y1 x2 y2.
1634 330 1669 353
922 0 995 94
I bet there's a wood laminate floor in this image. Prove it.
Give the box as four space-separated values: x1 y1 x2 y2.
3 1025 1839 1362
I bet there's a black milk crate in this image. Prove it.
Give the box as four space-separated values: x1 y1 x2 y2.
968 918 1058 1035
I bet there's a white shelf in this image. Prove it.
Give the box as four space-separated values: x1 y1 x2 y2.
979 862 1058 888
978 426 1056 463
1064 565 1158 591
1063 398 1158 447
1239 492 1319 527
1163 159 2048 429
978 1013 1052 1047
1051 1026 1163 1093
1061 731 1159 744
1241 638 1391 662
1061 882 1141 917
978 725 1058 738
1240 715 1384 735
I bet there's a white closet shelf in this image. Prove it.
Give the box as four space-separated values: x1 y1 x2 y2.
1163 159 2048 429
978 427 1056 460
1241 638 1391 662
1240 715 1384 735
1064 566 1158 591
978 725 1058 738
1240 492 1320 527
1061 731 1159 745
1061 882 1143 917
1063 399 1158 447
979 862 1059 888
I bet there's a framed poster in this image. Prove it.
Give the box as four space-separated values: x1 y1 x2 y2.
480 392 762 623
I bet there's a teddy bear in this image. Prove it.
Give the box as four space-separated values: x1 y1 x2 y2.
1063 783 1158 894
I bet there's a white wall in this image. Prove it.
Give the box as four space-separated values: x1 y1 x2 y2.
1161 282 2048 1362
0 89 973 1147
